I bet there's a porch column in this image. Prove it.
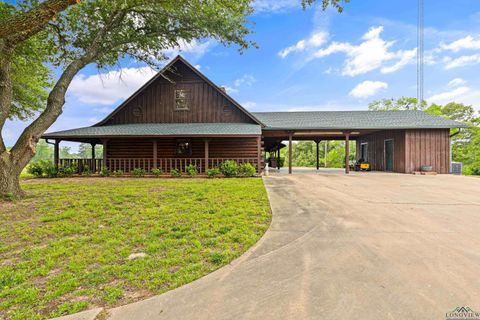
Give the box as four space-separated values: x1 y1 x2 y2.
324 141 328 168
288 132 293 174
91 143 96 172
315 139 320 170
54 140 60 169
256 136 261 174
153 140 158 169
102 139 108 170
344 133 350 174
277 147 281 170
204 139 209 173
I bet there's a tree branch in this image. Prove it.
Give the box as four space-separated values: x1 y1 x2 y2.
0 0 79 45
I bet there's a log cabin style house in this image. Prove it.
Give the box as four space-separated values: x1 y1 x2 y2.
43 56 467 175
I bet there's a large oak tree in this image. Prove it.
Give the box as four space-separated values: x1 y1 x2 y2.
0 0 349 198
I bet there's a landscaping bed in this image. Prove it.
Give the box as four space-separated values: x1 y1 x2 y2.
0 178 271 320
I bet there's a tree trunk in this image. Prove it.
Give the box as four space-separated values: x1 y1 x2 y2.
0 153 24 199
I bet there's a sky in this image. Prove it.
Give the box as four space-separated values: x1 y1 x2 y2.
4 0 480 148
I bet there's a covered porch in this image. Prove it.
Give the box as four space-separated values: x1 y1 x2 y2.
42 123 263 175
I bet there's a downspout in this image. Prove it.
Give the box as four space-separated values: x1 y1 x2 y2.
449 128 461 173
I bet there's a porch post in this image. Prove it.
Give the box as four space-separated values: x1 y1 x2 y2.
315 139 320 170
91 143 96 172
324 141 328 168
153 140 158 169
204 139 209 173
277 147 281 170
288 132 293 174
256 136 261 174
102 139 108 170
344 133 350 174
54 140 60 169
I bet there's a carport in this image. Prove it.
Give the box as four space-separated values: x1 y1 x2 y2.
251 110 468 174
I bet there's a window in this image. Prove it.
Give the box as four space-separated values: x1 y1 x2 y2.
360 143 368 162
176 140 191 156
175 89 189 110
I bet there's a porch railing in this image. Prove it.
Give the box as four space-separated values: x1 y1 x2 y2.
59 158 259 174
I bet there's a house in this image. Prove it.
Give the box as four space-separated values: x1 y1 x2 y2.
42 56 467 175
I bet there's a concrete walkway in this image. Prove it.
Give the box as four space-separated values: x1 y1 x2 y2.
103 173 480 320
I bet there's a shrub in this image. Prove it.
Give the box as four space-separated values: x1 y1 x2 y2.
170 168 181 177
221 160 238 177
132 168 146 177
238 163 256 177
207 168 221 178
151 168 162 177
472 167 480 176
100 167 110 177
82 165 91 176
43 162 58 178
186 164 198 177
27 162 44 178
113 170 124 177
58 165 76 177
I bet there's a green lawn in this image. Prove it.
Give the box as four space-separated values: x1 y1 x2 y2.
0 178 271 320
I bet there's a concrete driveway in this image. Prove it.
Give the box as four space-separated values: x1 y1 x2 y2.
106 173 480 320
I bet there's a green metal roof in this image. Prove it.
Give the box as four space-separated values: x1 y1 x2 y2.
43 123 262 138
252 110 468 130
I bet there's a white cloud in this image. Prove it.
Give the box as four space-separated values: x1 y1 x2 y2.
428 86 471 104
444 53 480 69
223 74 256 95
69 66 157 105
234 74 256 87
349 80 388 98
162 39 212 59
241 101 257 110
278 31 329 58
309 26 416 76
252 0 299 13
440 35 480 52
448 78 467 88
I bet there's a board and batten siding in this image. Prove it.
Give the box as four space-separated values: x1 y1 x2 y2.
101 61 256 125
405 129 450 174
356 130 406 173
356 129 450 174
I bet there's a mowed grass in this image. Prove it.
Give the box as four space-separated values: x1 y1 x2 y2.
0 178 271 320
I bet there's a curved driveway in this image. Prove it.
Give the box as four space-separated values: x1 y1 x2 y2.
107 173 480 320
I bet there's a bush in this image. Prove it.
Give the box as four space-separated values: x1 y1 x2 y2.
151 168 162 177
132 168 146 177
58 165 76 177
170 168 181 177
207 168 221 178
27 162 45 177
472 167 480 176
221 160 238 177
100 167 110 177
113 170 123 177
82 165 91 176
43 162 58 178
186 164 198 177
238 163 256 177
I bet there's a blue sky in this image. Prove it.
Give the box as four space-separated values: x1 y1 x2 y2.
4 0 480 148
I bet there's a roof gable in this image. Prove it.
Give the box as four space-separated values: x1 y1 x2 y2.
94 56 263 126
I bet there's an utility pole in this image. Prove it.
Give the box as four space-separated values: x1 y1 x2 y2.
417 0 424 109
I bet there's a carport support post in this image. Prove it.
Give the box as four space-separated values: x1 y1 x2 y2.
153 140 158 169
315 139 320 170
91 143 96 173
256 136 261 174
288 132 293 174
344 133 350 174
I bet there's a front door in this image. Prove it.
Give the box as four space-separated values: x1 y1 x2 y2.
385 139 394 172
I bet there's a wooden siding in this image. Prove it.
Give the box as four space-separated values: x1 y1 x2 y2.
405 129 450 174
356 130 406 173
102 61 255 125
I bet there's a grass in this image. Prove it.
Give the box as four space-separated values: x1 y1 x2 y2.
0 178 271 320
